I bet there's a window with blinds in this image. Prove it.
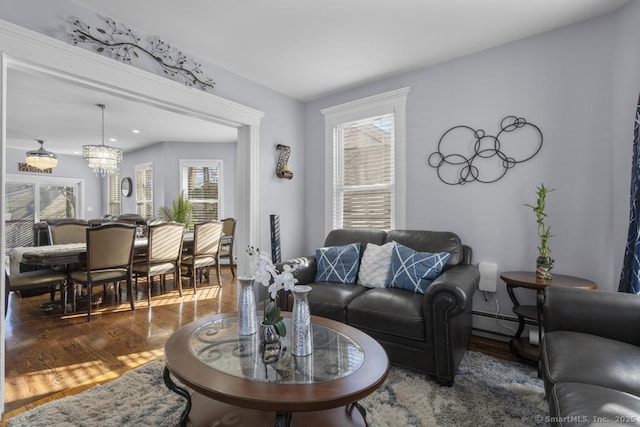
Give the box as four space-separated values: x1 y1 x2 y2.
181 160 222 224
108 173 121 216
135 164 153 220
334 114 394 229
5 176 81 250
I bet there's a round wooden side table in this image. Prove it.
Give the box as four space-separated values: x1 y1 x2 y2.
499 271 597 363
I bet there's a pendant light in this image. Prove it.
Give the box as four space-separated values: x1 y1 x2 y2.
82 104 123 176
25 139 58 170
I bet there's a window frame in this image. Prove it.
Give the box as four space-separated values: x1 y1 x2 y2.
321 87 409 233
107 173 122 216
179 159 223 223
135 162 153 220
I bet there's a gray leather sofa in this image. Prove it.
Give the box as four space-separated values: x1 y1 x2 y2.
541 286 640 426
284 228 479 386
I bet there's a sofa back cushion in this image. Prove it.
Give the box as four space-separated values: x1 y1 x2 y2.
324 228 387 254
385 230 463 267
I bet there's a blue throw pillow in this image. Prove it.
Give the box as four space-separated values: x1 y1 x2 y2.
315 243 361 284
387 243 450 294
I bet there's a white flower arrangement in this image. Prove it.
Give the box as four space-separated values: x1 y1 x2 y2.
247 246 299 299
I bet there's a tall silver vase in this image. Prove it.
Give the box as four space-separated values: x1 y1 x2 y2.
238 276 257 335
291 285 313 356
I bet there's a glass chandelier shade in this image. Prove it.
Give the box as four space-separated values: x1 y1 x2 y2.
83 104 122 176
25 139 58 170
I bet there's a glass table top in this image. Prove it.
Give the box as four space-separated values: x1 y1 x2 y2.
188 316 364 384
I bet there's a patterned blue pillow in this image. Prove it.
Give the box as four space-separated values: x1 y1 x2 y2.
315 243 361 284
387 243 450 294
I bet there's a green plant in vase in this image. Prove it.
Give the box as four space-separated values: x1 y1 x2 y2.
524 183 555 280
262 300 286 337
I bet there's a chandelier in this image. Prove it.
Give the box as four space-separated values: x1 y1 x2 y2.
25 139 58 170
83 104 122 176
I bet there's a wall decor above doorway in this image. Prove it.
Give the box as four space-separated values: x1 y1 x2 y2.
68 16 215 92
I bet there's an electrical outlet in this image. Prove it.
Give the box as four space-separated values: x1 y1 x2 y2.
478 262 497 292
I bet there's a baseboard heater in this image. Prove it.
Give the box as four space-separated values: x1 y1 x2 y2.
471 309 537 341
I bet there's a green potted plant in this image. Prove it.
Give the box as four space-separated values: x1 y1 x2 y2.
525 183 555 280
159 191 193 229
262 300 286 338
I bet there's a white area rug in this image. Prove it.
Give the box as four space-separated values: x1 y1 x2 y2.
8 351 547 427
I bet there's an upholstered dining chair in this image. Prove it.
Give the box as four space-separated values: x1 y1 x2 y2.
132 221 185 303
67 223 136 322
219 217 237 277
181 220 224 293
4 270 67 315
48 221 87 244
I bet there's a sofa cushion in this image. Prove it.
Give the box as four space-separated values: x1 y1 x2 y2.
387 243 450 294
315 243 361 284
385 230 462 267
305 282 369 323
542 330 640 397
347 287 425 342
324 228 386 253
357 241 395 288
550 382 640 425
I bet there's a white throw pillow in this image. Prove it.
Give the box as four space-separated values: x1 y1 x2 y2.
357 241 395 288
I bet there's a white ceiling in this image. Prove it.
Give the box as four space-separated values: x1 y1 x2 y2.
6 0 629 156
7 69 238 156
75 0 628 101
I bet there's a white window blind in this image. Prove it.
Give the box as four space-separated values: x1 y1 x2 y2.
108 173 121 216
335 115 394 229
135 164 153 220
5 175 81 250
322 87 409 234
181 160 221 224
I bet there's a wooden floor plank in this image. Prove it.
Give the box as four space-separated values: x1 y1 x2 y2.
2 268 516 422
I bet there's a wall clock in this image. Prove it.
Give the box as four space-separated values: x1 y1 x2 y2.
121 177 132 197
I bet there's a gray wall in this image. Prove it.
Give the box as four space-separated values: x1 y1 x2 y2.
119 141 237 220
0 0 306 265
303 4 640 326
4 0 640 331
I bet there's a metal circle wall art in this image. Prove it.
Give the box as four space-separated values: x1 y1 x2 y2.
426 116 543 185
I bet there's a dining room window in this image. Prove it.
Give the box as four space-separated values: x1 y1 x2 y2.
135 163 153 220
107 173 121 216
180 159 222 224
5 174 81 250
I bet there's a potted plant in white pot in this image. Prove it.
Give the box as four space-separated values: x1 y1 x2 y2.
525 183 555 280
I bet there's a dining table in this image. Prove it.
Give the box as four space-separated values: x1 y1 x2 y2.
8 233 195 314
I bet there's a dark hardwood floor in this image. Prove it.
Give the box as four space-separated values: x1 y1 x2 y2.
1 269 519 422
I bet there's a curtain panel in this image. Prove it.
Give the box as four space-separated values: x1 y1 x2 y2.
619 93 640 293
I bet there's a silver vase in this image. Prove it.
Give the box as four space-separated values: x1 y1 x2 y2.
291 285 313 356
238 276 257 335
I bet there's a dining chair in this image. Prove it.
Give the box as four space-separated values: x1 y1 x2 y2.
48 221 87 244
132 221 185 303
219 217 237 277
181 220 224 293
68 223 136 322
4 270 67 316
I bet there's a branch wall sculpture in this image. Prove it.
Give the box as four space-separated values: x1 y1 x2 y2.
426 116 543 185
69 16 215 92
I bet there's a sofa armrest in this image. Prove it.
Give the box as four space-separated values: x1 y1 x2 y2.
544 286 640 346
423 264 479 385
424 264 479 316
277 256 317 285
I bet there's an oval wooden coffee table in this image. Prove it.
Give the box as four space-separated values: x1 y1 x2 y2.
163 312 389 427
